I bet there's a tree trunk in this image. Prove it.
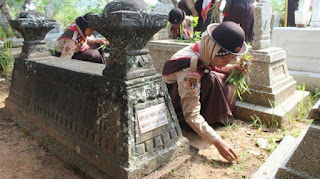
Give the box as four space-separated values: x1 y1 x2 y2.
0 0 22 37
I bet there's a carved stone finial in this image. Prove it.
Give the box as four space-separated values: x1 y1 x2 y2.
10 11 56 59
88 0 168 79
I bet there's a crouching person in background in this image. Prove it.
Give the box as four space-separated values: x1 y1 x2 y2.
55 12 109 64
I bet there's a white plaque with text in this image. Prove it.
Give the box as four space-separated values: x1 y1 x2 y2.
136 103 168 134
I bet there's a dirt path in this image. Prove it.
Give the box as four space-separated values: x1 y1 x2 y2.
0 80 311 179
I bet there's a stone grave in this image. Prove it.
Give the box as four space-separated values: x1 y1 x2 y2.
6 1 189 178
234 0 310 124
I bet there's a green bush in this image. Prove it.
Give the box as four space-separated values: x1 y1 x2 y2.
0 27 14 77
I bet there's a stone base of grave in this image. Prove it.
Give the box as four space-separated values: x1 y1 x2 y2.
275 120 320 178
234 90 310 124
4 103 190 179
251 134 303 179
252 100 320 178
5 57 190 179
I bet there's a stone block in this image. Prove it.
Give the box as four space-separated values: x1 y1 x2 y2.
307 99 320 119
169 128 178 140
275 120 320 178
145 139 154 152
235 90 310 124
135 143 146 156
251 135 297 179
154 136 164 149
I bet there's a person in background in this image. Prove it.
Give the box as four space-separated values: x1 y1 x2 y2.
162 21 248 162
168 8 194 40
55 12 109 64
223 0 254 42
178 0 219 32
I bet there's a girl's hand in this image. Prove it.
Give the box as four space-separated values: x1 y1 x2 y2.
213 139 238 162
233 64 246 75
99 38 109 46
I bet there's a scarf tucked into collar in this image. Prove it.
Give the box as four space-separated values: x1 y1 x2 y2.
58 23 88 52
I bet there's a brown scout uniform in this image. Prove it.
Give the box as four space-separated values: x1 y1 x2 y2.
163 44 235 144
55 23 105 64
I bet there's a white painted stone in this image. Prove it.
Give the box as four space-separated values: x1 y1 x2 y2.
311 0 320 27
295 0 311 27
272 27 320 92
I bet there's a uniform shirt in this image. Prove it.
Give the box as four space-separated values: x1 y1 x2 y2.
55 25 89 59
163 45 222 144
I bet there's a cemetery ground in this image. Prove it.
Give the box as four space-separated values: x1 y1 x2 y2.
0 80 318 179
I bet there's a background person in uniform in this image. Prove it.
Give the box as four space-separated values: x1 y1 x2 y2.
162 21 248 162
178 0 219 32
223 0 254 42
55 12 109 64
167 8 194 40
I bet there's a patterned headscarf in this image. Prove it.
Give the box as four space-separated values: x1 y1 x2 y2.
199 30 221 66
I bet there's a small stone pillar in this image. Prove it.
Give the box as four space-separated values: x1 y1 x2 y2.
10 11 56 59
310 0 320 27
294 0 312 27
252 0 272 50
234 0 309 124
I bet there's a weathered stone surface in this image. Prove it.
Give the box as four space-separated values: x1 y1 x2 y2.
307 99 320 120
275 120 320 178
147 40 190 73
251 135 298 179
253 101 320 179
151 28 169 40
10 11 56 59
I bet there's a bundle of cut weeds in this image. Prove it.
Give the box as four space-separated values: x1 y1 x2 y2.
226 53 253 101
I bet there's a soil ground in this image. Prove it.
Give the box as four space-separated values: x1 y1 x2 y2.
0 80 313 179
